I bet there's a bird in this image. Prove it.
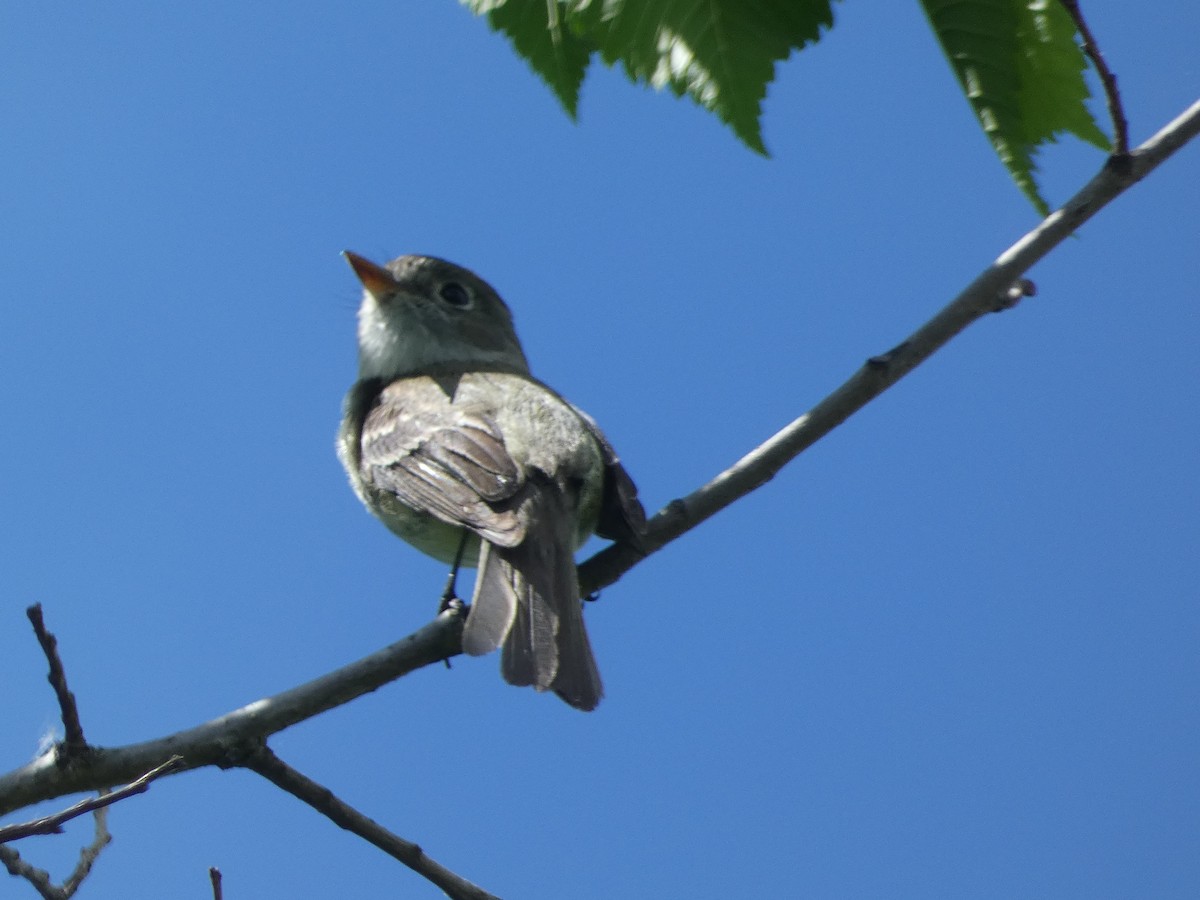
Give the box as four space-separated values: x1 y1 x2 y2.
337 252 645 710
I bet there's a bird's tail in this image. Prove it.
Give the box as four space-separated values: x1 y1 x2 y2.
463 488 603 711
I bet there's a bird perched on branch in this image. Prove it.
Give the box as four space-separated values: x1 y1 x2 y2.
338 252 645 710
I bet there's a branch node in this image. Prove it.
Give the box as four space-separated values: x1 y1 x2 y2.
867 341 910 371
663 498 688 523
992 278 1037 312
1105 151 1135 179
214 737 268 771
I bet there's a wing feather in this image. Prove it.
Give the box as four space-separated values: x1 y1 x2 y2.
359 380 526 546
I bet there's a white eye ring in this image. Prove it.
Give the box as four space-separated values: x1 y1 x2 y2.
439 282 472 308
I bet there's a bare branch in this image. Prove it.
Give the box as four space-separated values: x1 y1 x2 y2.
209 867 223 900
0 757 184 842
0 807 109 900
58 808 111 898
1059 0 1130 156
577 97 1200 596
26 605 87 756
241 744 499 900
1 844 60 900
1 609 464 817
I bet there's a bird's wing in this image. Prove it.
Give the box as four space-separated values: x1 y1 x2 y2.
359 379 527 547
568 403 648 550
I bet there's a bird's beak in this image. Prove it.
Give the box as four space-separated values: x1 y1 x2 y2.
343 251 396 299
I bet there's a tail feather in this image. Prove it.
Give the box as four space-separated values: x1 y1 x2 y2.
462 542 517 656
498 547 603 710
543 594 603 711
466 480 603 711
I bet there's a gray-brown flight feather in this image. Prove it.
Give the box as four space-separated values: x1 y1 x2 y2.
571 403 647 551
360 382 526 546
483 472 603 710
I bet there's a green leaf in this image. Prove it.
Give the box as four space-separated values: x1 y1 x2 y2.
586 0 835 154
920 0 1112 216
461 0 594 118
1014 2 1110 151
462 0 836 154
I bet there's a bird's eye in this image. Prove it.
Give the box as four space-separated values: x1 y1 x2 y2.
439 282 472 308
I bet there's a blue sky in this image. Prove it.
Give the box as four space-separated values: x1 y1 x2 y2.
2 3 1198 898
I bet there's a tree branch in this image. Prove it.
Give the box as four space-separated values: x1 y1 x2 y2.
0 757 184 842
241 744 499 900
0 807 110 900
0 610 465 816
57 809 111 899
577 97 1200 596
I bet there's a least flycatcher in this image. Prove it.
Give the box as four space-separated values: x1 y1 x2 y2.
338 253 645 711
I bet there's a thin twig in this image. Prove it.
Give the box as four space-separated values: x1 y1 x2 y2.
0 756 185 842
1 843 62 900
241 744 500 900
26 604 87 756
58 807 112 898
209 866 223 900
0 808 108 900
1059 0 1129 156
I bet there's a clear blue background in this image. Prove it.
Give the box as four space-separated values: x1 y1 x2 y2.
2 3 1198 898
